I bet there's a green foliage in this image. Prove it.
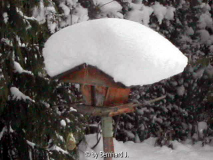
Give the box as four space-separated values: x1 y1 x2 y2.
0 0 86 159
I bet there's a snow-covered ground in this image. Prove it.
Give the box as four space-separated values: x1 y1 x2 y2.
79 134 213 160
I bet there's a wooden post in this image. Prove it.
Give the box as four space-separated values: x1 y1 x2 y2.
101 116 114 160
81 84 115 160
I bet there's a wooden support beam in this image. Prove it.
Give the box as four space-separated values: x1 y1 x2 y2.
66 95 166 117
67 102 136 117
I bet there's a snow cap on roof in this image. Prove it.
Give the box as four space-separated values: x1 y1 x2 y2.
43 18 188 86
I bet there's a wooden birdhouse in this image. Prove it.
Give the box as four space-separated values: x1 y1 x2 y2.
54 63 135 117
54 63 136 159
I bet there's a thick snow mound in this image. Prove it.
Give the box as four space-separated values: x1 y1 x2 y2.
43 18 188 86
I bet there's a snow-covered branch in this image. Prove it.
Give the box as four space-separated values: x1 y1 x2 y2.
10 87 35 102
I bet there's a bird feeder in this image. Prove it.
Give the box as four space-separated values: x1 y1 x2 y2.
54 63 136 159
43 18 188 160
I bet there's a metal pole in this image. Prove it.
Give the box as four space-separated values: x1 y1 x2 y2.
101 116 114 160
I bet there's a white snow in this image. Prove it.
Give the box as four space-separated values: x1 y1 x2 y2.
210 45 213 52
209 35 213 44
125 10 144 23
0 126 7 140
59 3 70 16
125 4 153 26
199 14 213 29
48 145 69 154
0 126 14 140
32 0 46 24
205 64 213 77
66 0 78 7
32 0 59 33
56 132 65 142
70 107 77 112
124 130 135 139
198 121 207 139
66 118 71 123
201 3 211 11
43 18 188 87
186 27 195 36
152 2 167 24
46 6 57 33
198 30 210 44
140 5 154 26
137 107 149 115
3 12 9 23
79 134 213 160
165 6 175 20
193 68 205 79
1 38 13 46
27 140 36 148
94 0 122 18
29 150 32 160
152 3 175 23
16 7 36 21
70 3 89 24
60 119 66 127
176 85 185 96
129 2 143 10
10 87 35 102
14 61 33 75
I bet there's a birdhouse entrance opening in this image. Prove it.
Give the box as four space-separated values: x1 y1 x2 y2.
81 85 130 107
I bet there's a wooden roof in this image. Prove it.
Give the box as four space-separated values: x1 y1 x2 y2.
53 63 127 88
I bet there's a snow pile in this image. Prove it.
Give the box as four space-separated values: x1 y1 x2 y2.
186 27 194 36
70 3 89 24
94 0 123 18
14 61 33 75
198 30 210 44
152 2 167 24
59 3 70 16
58 0 88 27
32 0 46 24
126 2 175 26
43 18 188 86
60 119 66 127
165 6 176 20
197 3 213 46
198 13 213 29
3 12 9 23
78 134 213 160
198 121 208 139
198 3 213 29
153 2 175 24
125 3 153 26
10 87 35 102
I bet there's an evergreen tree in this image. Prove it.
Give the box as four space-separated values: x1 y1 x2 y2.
0 0 85 159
